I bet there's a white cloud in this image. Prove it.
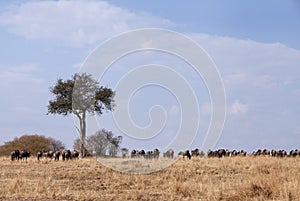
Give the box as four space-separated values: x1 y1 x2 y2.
230 99 248 115
0 64 43 84
0 1 172 47
189 33 300 79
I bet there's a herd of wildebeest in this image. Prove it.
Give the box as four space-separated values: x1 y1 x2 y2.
129 148 300 160
8 148 300 162
10 149 79 161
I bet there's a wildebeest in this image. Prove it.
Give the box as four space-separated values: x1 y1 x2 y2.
145 151 153 159
20 150 30 161
239 150 247 156
63 150 68 160
62 150 72 161
131 149 146 158
207 149 220 158
11 150 20 161
72 150 79 159
53 151 61 161
183 150 191 160
262 149 270 156
290 149 300 157
152 148 160 159
217 149 226 158
43 150 54 159
271 149 287 157
206 149 247 157
191 148 205 157
163 149 174 159
37 151 43 161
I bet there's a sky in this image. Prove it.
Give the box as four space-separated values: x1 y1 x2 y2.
0 0 300 153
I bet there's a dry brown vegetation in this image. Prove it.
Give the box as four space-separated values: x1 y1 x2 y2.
0 156 299 201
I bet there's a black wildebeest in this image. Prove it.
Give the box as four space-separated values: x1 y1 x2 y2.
11 150 20 161
20 150 30 161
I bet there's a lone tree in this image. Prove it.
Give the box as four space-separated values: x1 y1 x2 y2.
47 73 114 157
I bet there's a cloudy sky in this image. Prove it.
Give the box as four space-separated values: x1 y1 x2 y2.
0 0 300 153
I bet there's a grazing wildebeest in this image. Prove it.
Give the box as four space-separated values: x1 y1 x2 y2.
11 150 20 161
62 150 72 161
253 149 262 156
131 149 146 158
217 149 226 158
207 149 214 157
225 149 230 157
152 149 160 159
183 150 191 160
271 149 287 157
190 149 205 158
139 150 146 158
262 149 270 156
163 149 174 159
43 150 54 159
239 150 247 156
191 149 200 157
230 150 237 157
131 149 139 158
53 151 61 161
20 150 30 161
37 151 43 161
72 150 79 159
141 149 159 159
145 151 152 159
279 150 287 157
207 149 221 157
290 149 300 157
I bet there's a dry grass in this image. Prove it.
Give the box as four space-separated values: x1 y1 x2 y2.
0 156 299 200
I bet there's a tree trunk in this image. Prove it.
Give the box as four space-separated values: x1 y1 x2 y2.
82 112 86 157
77 111 86 158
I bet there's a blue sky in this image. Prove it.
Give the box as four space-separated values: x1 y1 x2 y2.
0 0 300 153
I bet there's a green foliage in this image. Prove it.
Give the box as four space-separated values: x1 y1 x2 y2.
47 73 115 157
0 135 65 156
48 78 74 116
48 73 115 116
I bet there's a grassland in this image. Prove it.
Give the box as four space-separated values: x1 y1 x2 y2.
0 156 299 200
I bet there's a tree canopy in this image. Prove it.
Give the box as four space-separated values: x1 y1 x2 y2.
47 73 115 157
77 129 123 157
0 134 65 156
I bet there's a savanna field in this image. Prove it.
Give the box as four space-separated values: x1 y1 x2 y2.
0 156 299 201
